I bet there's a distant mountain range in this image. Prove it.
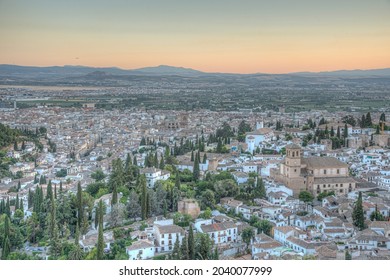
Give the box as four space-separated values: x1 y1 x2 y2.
0 64 389 78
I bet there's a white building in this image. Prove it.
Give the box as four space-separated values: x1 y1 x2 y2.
199 221 238 245
245 128 274 152
126 240 155 260
154 224 185 253
140 167 170 188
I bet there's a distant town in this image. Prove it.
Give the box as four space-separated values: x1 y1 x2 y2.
0 67 390 260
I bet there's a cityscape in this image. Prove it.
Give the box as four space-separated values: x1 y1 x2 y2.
0 0 390 262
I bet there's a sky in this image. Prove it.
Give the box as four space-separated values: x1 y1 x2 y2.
0 0 389 74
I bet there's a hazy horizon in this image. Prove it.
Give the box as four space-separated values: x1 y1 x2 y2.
1 63 390 75
1 0 390 74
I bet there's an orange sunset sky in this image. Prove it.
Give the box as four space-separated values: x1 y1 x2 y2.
0 0 389 74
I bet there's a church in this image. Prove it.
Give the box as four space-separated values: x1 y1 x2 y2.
271 144 356 197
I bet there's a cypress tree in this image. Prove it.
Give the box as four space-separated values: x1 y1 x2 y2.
203 153 207 164
171 236 181 260
97 200 104 260
352 192 365 230
180 235 189 260
77 182 83 227
193 153 200 181
59 181 63 193
5 197 10 217
0 200 4 215
34 174 39 184
140 175 147 220
125 153 131 169
146 192 150 218
19 199 24 214
1 236 11 260
330 126 335 137
17 181 21 191
343 123 348 139
1 216 11 260
191 150 194 162
159 155 165 170
361 115 366 128
94 206 99 229
133 156 138 166
54 185 57 200
75 222 80 245
366 112 372 127
28 189 33 209
15 194 19 210
345 250 352 260
49 191 56 239
213 247 219 260
255 177 266 199
46 180 52 200
154 152 158 168
49 222 61 259
188 225 195 260
111 184 118 206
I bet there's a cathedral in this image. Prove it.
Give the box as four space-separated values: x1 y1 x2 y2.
271 144 356 197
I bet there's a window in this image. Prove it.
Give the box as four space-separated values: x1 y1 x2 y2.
324 169 327 175
337 169 340 174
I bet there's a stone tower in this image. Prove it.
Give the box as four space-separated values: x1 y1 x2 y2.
285 144 301 178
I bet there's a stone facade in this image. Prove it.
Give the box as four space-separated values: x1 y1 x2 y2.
178 199 200 219
272 144 356 197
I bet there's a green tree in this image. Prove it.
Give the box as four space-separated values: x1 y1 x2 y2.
171 237 181 260
241 227 255 251
369 204 385 221
97 200 105 260
299 191 314 203
343 123 348 139
140 175 148 220
1 215 11 259
317 190 335 201
180 235 189 260
77 182 83 227
352 192 366 230
193 153 200 181
379 113 386 122
188 225 195 260
111 184 118 206
345 250 352 260
366 112 372 127
91 169 106 182
195 233 212 260
254 177 266 199
200 189 215 209
254 219 272 236
74 222 80 245
127 191 141 220
68 244 84 260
